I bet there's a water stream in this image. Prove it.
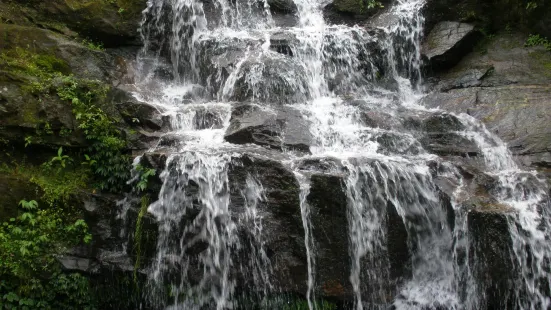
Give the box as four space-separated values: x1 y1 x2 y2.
129 0 551 308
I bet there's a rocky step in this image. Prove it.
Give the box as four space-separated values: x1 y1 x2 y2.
60 148 532 307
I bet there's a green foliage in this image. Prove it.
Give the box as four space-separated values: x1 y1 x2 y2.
47 147 73 171
24 136 32 148
359 0 383 13
526 1 539 11
56 76 131 192
525 34 551 51
134 164 156 192
0 200 95 309
81 39 105 51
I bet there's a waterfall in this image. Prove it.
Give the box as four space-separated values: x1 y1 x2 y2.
127 0 551 308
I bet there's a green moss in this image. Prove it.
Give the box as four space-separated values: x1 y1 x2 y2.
133 195 149 287
1 47 67 76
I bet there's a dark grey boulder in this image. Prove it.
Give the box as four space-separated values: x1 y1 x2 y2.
308 173 352 299
115 92 164 132
228 154 307 294
225 104 313 152
420 133 479 157
422 21 478 71
267 0 297 13
226 54 310 104
467 199 518 310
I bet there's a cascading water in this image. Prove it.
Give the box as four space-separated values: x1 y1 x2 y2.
127 0 551 308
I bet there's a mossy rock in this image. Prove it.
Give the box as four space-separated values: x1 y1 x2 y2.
1 0 146 47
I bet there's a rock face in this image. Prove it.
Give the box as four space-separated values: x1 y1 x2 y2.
422 33 551 169
422 21 478 71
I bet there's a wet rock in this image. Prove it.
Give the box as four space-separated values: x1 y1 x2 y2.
80 194 130 255
126 203 160 268
224 104 313 152
423 85 551 165
422 21 478 71
386 201 411 283
115 95 163 131
357 109 398 130
296 157 344 174
400 112 478 157
467 199 518 309
267 0 297 13
422 113 465 132
272 13 299 28
269 31 296 56
226 53 310 104
420 132 479 157
375 132 424 156
228 154 307 294
308 173 352 299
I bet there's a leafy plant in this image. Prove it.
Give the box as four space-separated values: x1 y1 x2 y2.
359 0 383 13
49 147 73 170
526 1 538 10
81 39 105 51
525 34 551 51
81 154 97 166
24 136 32 148
135 164 156 192
0 200 95 309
